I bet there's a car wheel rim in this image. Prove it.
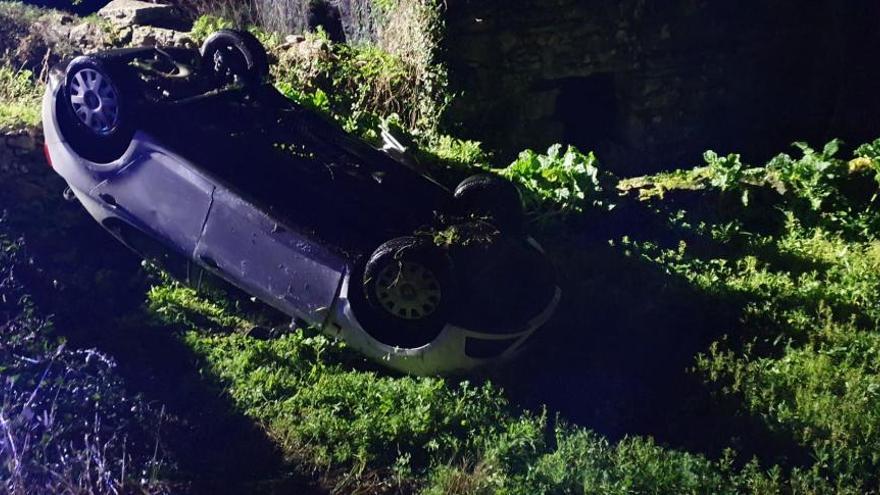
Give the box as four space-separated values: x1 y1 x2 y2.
374 261 442 320
69 68 119 136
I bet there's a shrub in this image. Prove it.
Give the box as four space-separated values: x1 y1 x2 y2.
499 144 615 216
0 65 42 132
765 140 848 211
704 150 746 192
374 0 448 133
626 139 880 490
189 13 235 43
271 28 433 139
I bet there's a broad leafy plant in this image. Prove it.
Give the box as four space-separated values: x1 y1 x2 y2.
704 150 746 192
766 140 847 211
499 144 615 216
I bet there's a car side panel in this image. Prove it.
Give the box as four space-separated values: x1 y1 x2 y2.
194 187 347 324
90 151 215 256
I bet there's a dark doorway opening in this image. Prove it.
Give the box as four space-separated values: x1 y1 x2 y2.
555 74 618 154
309 1 346 43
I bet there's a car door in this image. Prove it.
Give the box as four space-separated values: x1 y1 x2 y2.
90 150 215 257
194 186 347 325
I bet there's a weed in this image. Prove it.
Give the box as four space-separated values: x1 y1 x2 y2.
623 138 880 490
0 65 42 133
499 144 616 217
705 150 747 192
424 135 490 169
189 14 235 43
0 230 168 495
765 140 848 211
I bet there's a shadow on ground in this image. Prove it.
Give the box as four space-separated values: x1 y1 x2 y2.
0 142 322 494
490 197 810 469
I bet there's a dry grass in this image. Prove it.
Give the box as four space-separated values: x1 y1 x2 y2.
168 0 256 28
251 0 312 36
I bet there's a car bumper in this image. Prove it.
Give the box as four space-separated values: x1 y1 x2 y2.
329 270 561 375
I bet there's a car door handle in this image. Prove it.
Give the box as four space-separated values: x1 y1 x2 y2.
98 193 117 207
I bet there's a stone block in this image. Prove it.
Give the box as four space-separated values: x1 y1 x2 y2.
98 0 180 28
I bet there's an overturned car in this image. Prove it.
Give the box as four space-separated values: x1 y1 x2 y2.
41 30 560 375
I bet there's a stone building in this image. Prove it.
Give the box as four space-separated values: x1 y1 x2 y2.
443 0 880 173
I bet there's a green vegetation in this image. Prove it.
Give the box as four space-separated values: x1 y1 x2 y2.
270 27 440 143
0 66 42 132
189 0 450 148
147 271 251 331
189 13 235 43
423 135 490 169
499 144 616 216
140 103 880 492
153 285 790 494
2 1 880 492
618 139 880 492
143 134 880 493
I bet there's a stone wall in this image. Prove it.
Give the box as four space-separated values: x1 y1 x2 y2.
444 0 880 174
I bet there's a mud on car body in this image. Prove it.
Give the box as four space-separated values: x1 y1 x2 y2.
41 30 560 375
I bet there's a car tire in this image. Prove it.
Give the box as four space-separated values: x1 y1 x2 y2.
200 29 269 87
357 236 454 349
454 174 524 232
60 56 135 164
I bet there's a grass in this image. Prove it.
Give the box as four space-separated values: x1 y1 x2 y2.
673 220 880 486
0 226 168 495
0 66 42 133
613 140 880 492
154 287 793 494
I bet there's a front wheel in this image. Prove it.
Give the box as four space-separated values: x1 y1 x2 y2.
60 56 135 163
355 236 455 349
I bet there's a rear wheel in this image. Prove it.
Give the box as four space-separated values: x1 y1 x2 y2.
356 236 454 348
60 56 134 163
200 29 269 87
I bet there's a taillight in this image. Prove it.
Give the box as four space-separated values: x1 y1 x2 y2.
43 143 52 168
